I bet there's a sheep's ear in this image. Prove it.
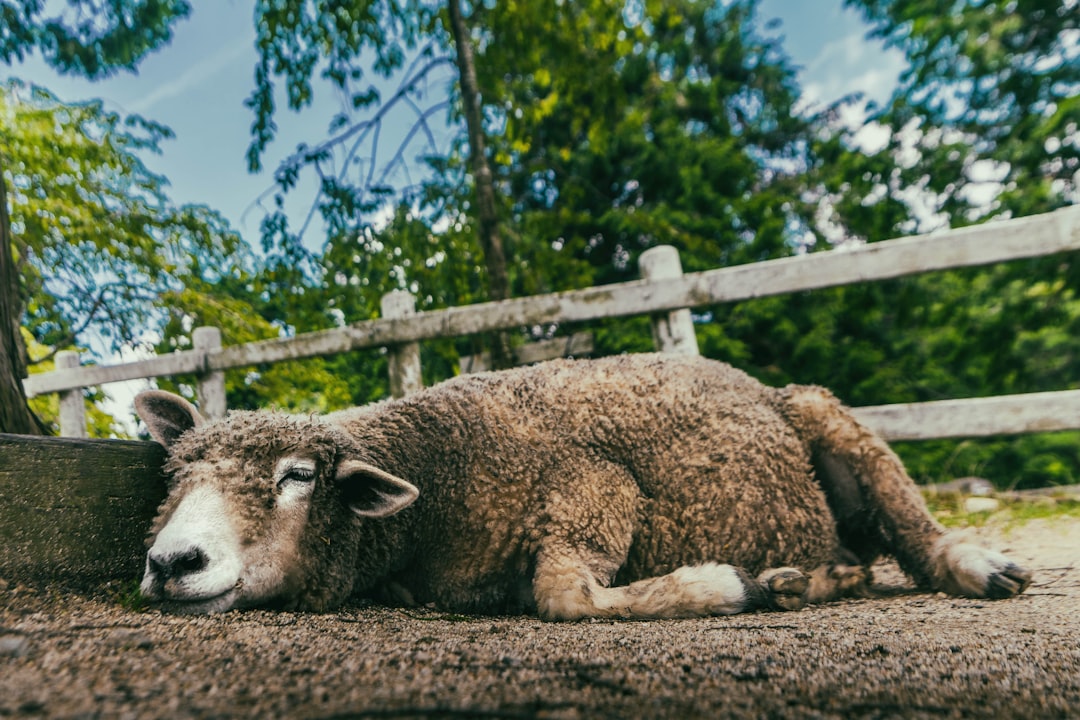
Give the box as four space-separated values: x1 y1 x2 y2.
335 459 419 518
134 390 205 448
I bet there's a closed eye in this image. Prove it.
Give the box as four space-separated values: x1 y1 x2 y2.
275 457 318 491
279 467 315 486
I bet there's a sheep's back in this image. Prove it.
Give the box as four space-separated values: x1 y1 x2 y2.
329 354 836 600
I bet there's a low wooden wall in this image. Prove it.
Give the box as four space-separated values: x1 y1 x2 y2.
0 434 166 587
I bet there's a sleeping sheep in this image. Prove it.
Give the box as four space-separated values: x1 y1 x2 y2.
134 353 1032 619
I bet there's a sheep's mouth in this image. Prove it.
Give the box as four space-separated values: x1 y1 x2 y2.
152 585 242 615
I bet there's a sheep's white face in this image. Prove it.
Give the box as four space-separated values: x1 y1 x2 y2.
140 454 320 613
134 390 419 614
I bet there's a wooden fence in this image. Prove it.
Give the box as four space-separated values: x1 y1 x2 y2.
22 206 1080 442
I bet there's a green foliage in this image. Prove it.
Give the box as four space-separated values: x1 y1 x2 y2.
0 0 190 78
2 81 315 428
847 0 1078 218
1 80 244 359
244 0 824 295
0 0 191 434
822 0 1080 488
479 0 819 294
898 432 1080 491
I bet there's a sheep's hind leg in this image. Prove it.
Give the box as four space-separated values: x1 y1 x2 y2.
781 385 1032 599
533 555 809 621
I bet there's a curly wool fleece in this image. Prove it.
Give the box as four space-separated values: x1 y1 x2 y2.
137 353 1032 617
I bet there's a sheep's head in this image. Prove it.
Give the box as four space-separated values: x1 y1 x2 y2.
133 390 419 613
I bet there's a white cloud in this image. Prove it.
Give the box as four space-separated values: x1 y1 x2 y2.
799 29 906 111
849 121 891 154
128 40 249 115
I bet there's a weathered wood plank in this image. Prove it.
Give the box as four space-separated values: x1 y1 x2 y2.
639 245 700 356
460 333 595 374
382 290 423 399
853 389 1080 441
194 326 227 419
209 206 1080 369
0 434 166 586
23 348 207 397
23 207 1080 396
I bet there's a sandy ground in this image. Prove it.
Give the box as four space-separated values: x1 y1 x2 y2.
1 516 1078 720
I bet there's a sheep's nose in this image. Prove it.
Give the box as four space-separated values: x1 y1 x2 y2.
147 546 208 580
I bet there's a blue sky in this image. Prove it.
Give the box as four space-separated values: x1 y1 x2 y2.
10 0 905 248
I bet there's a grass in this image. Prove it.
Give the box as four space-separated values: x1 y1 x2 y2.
922 490 1080 529
109 579 150 612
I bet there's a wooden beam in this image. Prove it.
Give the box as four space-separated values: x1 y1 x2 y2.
23 347 206 397
208 207 1080 369
853 389 1080 441
23 207 1080 397
460 333 595 374
0 434 166 586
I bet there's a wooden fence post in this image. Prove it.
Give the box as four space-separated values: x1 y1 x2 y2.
639 246 700 356
56 350 86 438
381 291 423 398
193 326 226 419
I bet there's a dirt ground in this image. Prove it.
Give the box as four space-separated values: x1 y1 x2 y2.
1 516 1078 720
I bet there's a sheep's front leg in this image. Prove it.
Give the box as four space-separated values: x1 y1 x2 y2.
533 554 809 621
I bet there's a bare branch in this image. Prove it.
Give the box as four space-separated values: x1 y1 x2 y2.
366 119 382 191
379 100 451 189
300 56 452 163
250 51 455 241
296 180 325 240
28 281 159 365
404 95 442 152
339 119 379 185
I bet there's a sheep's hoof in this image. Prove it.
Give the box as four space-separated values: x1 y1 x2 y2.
935 541 1034 599
986 563 1033 599
830 563 873 597
757 568 808 611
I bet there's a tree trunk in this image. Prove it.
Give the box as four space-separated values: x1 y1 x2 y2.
447 0 513 369
0 157 44 434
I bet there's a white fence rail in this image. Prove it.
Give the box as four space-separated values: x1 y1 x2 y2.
23 206 1080 442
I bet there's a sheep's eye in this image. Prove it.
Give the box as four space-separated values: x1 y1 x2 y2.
281 468 315 485
275 458 318 496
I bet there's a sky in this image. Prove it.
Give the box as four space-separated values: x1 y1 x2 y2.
9 0 906 250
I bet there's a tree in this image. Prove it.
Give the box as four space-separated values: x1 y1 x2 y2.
245 0 827 366
847 0 1077 218
786 0 1080 488
446 0 512 365
0 147 33 432
2 80 242 435
0 0 190 78
0 0 190 434
247 0 516 366
477 0 817 284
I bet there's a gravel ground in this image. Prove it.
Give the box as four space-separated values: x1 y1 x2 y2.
1 516 1078 720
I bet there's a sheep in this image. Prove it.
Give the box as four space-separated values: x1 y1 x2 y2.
134 353 1032 619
